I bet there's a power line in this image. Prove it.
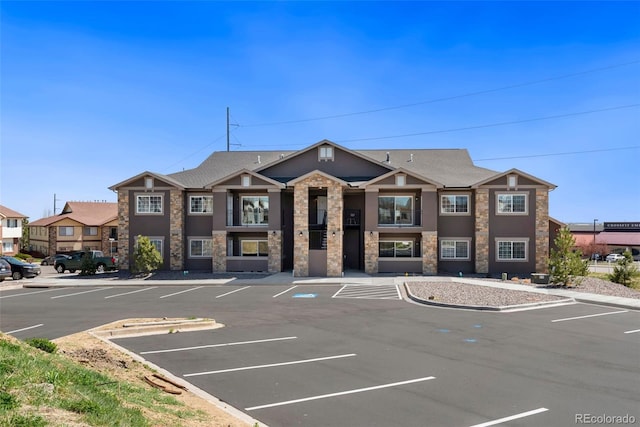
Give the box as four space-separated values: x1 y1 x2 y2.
241 59 640 127
474 146 639 162
162 133 227 173
334 104 639 143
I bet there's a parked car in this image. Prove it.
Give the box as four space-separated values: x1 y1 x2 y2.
605 253 626 262
0 258 11 282
0 256 42 280
54 250 117 273
41 254 71 266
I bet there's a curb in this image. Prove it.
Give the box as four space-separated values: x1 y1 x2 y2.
92 319 223 339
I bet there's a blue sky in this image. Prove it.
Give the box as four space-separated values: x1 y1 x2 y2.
1 1 638 224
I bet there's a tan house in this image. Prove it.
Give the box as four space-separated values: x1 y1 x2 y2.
29 201 118 256
0 205 27 255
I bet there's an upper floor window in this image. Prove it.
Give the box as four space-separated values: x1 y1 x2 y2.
241 196 268 225
59 226 74 236
319 145 334 161
190 195 213 214
136 194 163 214
145 177 154 189
241 239 268 256
395 175 406 186
496 239 528 261
441 195 469 214
440 239 470 260
83 227 98 236
6 219 19 228
497 193 527 214
379 240 414 257
189 238 213 257
378 196 413 225
241 175 251 187
109 227 117 239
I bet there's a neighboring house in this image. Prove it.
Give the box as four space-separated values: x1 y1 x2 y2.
110 140 557 277
29 202 118 256
0 205 27 255
569 222 640 260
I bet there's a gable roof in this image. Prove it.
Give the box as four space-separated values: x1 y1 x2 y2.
29 202 117 227
205 168 286 189
0 205 27 219
109 171 186 191
471 168 556 189
361 167 444 188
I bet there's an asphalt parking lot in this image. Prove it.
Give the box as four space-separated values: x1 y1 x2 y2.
1 281 638 427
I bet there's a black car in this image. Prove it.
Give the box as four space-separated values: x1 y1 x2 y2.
41 253 71 266
0 256 42 280
0 258 11 282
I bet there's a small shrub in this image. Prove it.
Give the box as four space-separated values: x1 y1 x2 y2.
5 414 47 427
14 253 29 261
24 338 57 354
608 250 640 287
80 252 97 276
132 235 163 274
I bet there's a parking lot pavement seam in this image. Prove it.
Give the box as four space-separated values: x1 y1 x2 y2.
88 329 269 427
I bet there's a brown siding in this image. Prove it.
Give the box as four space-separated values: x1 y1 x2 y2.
129 189 171 270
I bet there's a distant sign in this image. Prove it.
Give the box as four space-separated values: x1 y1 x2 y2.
604 222 640 232
293 293 317 299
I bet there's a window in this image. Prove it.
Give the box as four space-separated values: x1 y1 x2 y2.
136 194 163 214
441 195 469 214
440 239 470 260
497 193 527 214
83 227 98 236
145 177 154 189
190 195 213 214
241 196 269 225
319 145 334 161
109 227 117 239
2 242 13 252
135 236 164 257
189 238 213 257
496 239 528 261
59 226 74 236
395 175 406 186
241 175 251 187
6 219 18 228
379 240 414 257
241 240 268 256
378 196 413 225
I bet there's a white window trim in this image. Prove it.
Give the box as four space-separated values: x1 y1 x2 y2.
378 239 415 258
377 194 414 226
135 193 164 215
240 195 269 226
135 236 164 258
318 145 334 161
189 195 213 215
496 192 528 215
440 193 470 215
188 237 213 258
240 239 269 257
495 238 529 262
439 238 471 260
395 174 406 187
241 175 251 187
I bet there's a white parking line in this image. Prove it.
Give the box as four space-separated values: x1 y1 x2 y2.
0 288 64 299
185 353 356 377
104 287 157 299
245 376 436 411
140 336 298 355
216 286 250 298
551 310 628 322
624 329 640 334
273 285 298 298
469 407 548 427
159 286 204 299
5 324 44 334
51 287 113 299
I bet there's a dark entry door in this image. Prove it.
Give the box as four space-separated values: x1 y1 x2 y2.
343 228 361 270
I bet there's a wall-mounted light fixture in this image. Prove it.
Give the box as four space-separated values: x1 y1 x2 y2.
332 231 336 237
370 231 373 237
272 230 277 235
299 231 303 237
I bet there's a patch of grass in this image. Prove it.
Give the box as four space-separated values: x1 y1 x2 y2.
0 334 196 427
589 272 640 289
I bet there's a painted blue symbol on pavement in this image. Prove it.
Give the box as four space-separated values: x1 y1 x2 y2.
437 329 450 333
473 324 482 328
293 293 318 298
464 338 477 343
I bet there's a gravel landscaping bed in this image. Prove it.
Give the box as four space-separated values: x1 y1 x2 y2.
526 276 640 299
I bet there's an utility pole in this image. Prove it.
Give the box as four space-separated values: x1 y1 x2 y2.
226 107 230 152
53 193 61 215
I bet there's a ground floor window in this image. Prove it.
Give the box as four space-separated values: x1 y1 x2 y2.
2 242 13 252
496 239 528 261
379 240 414 257
241 240 268 256
440 239 470 260
135 236 164 258
189 238 213 257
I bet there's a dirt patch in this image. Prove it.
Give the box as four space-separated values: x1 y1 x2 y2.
54 318 252 427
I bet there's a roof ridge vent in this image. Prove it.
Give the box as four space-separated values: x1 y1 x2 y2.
409 153 413 162
257 155 261 164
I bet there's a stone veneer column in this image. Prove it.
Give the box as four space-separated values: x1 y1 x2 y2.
535 189 550 273
474 189 489 274
101 226 110 256
421 231 438 274
293 183 309 277
268 230 282 273
211 231 227 272
364 231 378 274
117 190 130 270
169 190 184 270
326 183 343 277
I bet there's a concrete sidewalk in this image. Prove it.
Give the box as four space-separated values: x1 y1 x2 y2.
8 271 640 310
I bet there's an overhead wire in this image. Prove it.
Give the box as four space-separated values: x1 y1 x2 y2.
474 146 639 162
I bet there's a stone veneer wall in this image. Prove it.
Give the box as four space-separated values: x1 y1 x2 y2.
326 183 343 277
293 183 309 277
474 189 489 274
268 230 282 273
101 226 110 256
117 190 130 270
48 226 57 257
535 189 550 273
212 231 227 272
169 190 184 270
364 231 378 274
421 231 438 274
